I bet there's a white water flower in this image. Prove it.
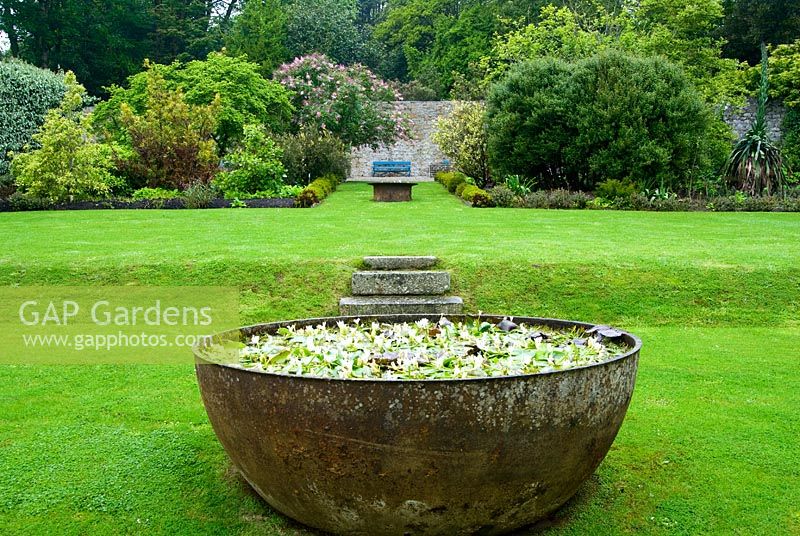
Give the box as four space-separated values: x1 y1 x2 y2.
227 320 628 380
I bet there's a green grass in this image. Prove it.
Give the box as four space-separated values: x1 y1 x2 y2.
0 182 798 535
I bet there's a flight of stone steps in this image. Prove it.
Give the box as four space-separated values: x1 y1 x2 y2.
339 256 464 316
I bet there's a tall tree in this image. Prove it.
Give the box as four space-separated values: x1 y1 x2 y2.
357 0 387 26
147 0 219 64
225 0 289 77
285 0 368 65
0 0 151 94
0 0 236 94
721 0 800 65
487 0 745 106
0 1 20 56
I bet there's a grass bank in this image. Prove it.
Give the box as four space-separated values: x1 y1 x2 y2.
0 182 798 534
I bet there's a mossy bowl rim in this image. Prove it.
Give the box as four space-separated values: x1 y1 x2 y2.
193 313 642 383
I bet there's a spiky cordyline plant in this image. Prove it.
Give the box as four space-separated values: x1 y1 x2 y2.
724 44 785 196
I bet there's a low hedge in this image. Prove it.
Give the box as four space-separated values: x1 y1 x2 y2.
435 171 469 193
436 171 494 207
484 186 800 212
0 195 296 212
461 185 494 207
295 173 340 207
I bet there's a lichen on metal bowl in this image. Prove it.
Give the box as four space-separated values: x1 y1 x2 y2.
194 314 642 535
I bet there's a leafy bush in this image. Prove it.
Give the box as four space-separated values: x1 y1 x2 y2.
724 47 784 195
7 191 53 211
118 69 221 190
783 110 800 182
648 196 702 212
275 54 412 148
397 80 440 101
595 179 639 200
277 185 304 199
172 53 292 150
436 171 493 207
453 182 471 199
0 174 15 199
214 125 286 198
223 184 304 200
278 130 350 185
486 58 574 190
435 171 468 193
572 53 726 192
181 183 216 209
461 184 494 207
487 185 519 208
471 190 495 208
0 60 65 176
503 175 535 197
432 101 490 187
487 52 726 193
131 187 180 200
10 73 118 203
769 39 800 108
95 54 293 152
295 173 339 207
519 190 593 210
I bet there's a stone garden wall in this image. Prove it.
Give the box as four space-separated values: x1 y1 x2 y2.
350 101 453 177
723 98 786 141
351 99 787 178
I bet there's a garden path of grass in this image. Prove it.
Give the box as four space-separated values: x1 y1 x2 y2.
0 183 798 535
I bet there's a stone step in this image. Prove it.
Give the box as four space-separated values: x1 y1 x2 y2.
352 271 450 296
339 296 464 316
363 256 438 270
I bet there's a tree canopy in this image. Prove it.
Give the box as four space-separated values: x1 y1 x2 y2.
0 0 788 101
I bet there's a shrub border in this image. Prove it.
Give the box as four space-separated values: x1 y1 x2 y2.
0 197 297 212
483 186 800 212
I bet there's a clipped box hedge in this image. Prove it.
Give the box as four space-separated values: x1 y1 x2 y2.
295 173 340 207
435 171 494 207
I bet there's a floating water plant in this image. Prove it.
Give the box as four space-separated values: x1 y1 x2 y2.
231 317 628 380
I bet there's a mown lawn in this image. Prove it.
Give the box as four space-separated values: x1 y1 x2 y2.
0 182 798 535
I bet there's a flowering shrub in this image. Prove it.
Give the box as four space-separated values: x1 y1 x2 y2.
275 54 412 148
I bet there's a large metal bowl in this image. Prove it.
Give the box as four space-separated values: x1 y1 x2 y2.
194 314 641 535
